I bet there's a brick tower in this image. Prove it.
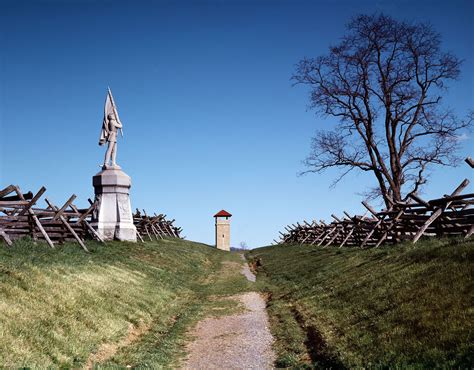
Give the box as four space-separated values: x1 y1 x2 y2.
214 210 232 251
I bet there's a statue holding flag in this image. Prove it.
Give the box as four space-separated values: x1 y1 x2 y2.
91 87 137 242
99 88 124 169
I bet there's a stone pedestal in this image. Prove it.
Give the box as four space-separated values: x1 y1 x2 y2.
91 167 137 242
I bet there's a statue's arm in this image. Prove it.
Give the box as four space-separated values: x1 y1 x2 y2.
114 120 123 128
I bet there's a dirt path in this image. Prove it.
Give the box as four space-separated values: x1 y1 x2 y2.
182 256 275 369
240 253 256 282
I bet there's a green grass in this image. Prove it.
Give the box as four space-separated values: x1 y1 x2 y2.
248 238 474 368
5 235 471 368
0 237 252 368
104 251 254 367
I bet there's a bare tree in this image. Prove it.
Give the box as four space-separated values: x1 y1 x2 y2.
293 14 472 207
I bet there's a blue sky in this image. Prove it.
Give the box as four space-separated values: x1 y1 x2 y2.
0 0 472 248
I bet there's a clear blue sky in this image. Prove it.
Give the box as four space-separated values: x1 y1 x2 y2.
0 0 472 248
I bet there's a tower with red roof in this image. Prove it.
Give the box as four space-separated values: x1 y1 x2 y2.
214 209 232 251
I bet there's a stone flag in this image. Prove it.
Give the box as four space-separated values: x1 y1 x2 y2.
99 88 123 146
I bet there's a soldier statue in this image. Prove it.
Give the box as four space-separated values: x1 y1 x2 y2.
92 88 137 242
99 88 123 169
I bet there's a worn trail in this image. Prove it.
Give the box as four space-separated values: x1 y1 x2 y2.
182 254 275 369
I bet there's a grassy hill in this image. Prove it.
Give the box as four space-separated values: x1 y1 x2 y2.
248 238 473 368
0 238 252 367
3 236 472 367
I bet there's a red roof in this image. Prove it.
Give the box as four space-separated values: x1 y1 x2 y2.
214 209 232 217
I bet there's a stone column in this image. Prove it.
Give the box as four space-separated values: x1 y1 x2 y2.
91 168 137 242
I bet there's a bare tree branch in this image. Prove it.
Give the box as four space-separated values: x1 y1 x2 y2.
293 14 472 207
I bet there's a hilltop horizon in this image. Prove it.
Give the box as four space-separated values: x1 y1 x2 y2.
1 0 472 247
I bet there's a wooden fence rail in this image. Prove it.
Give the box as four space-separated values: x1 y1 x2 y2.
133 209 183 241
0 185 102 250
274 178 473 247
0 185 184 249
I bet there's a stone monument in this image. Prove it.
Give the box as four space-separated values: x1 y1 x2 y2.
214 209 232 251
91 88 137 242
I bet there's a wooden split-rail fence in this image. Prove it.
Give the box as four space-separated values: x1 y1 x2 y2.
274 178 474 248
0 185 102 251
0 185 183 250
133 209 183 242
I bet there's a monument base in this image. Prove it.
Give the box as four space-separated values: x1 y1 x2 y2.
91 168 137 242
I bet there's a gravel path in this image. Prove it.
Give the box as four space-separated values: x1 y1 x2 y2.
240 254 256 282
182 258 275 369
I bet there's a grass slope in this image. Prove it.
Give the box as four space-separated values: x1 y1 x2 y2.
0 238 252 367
248 238 473 367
